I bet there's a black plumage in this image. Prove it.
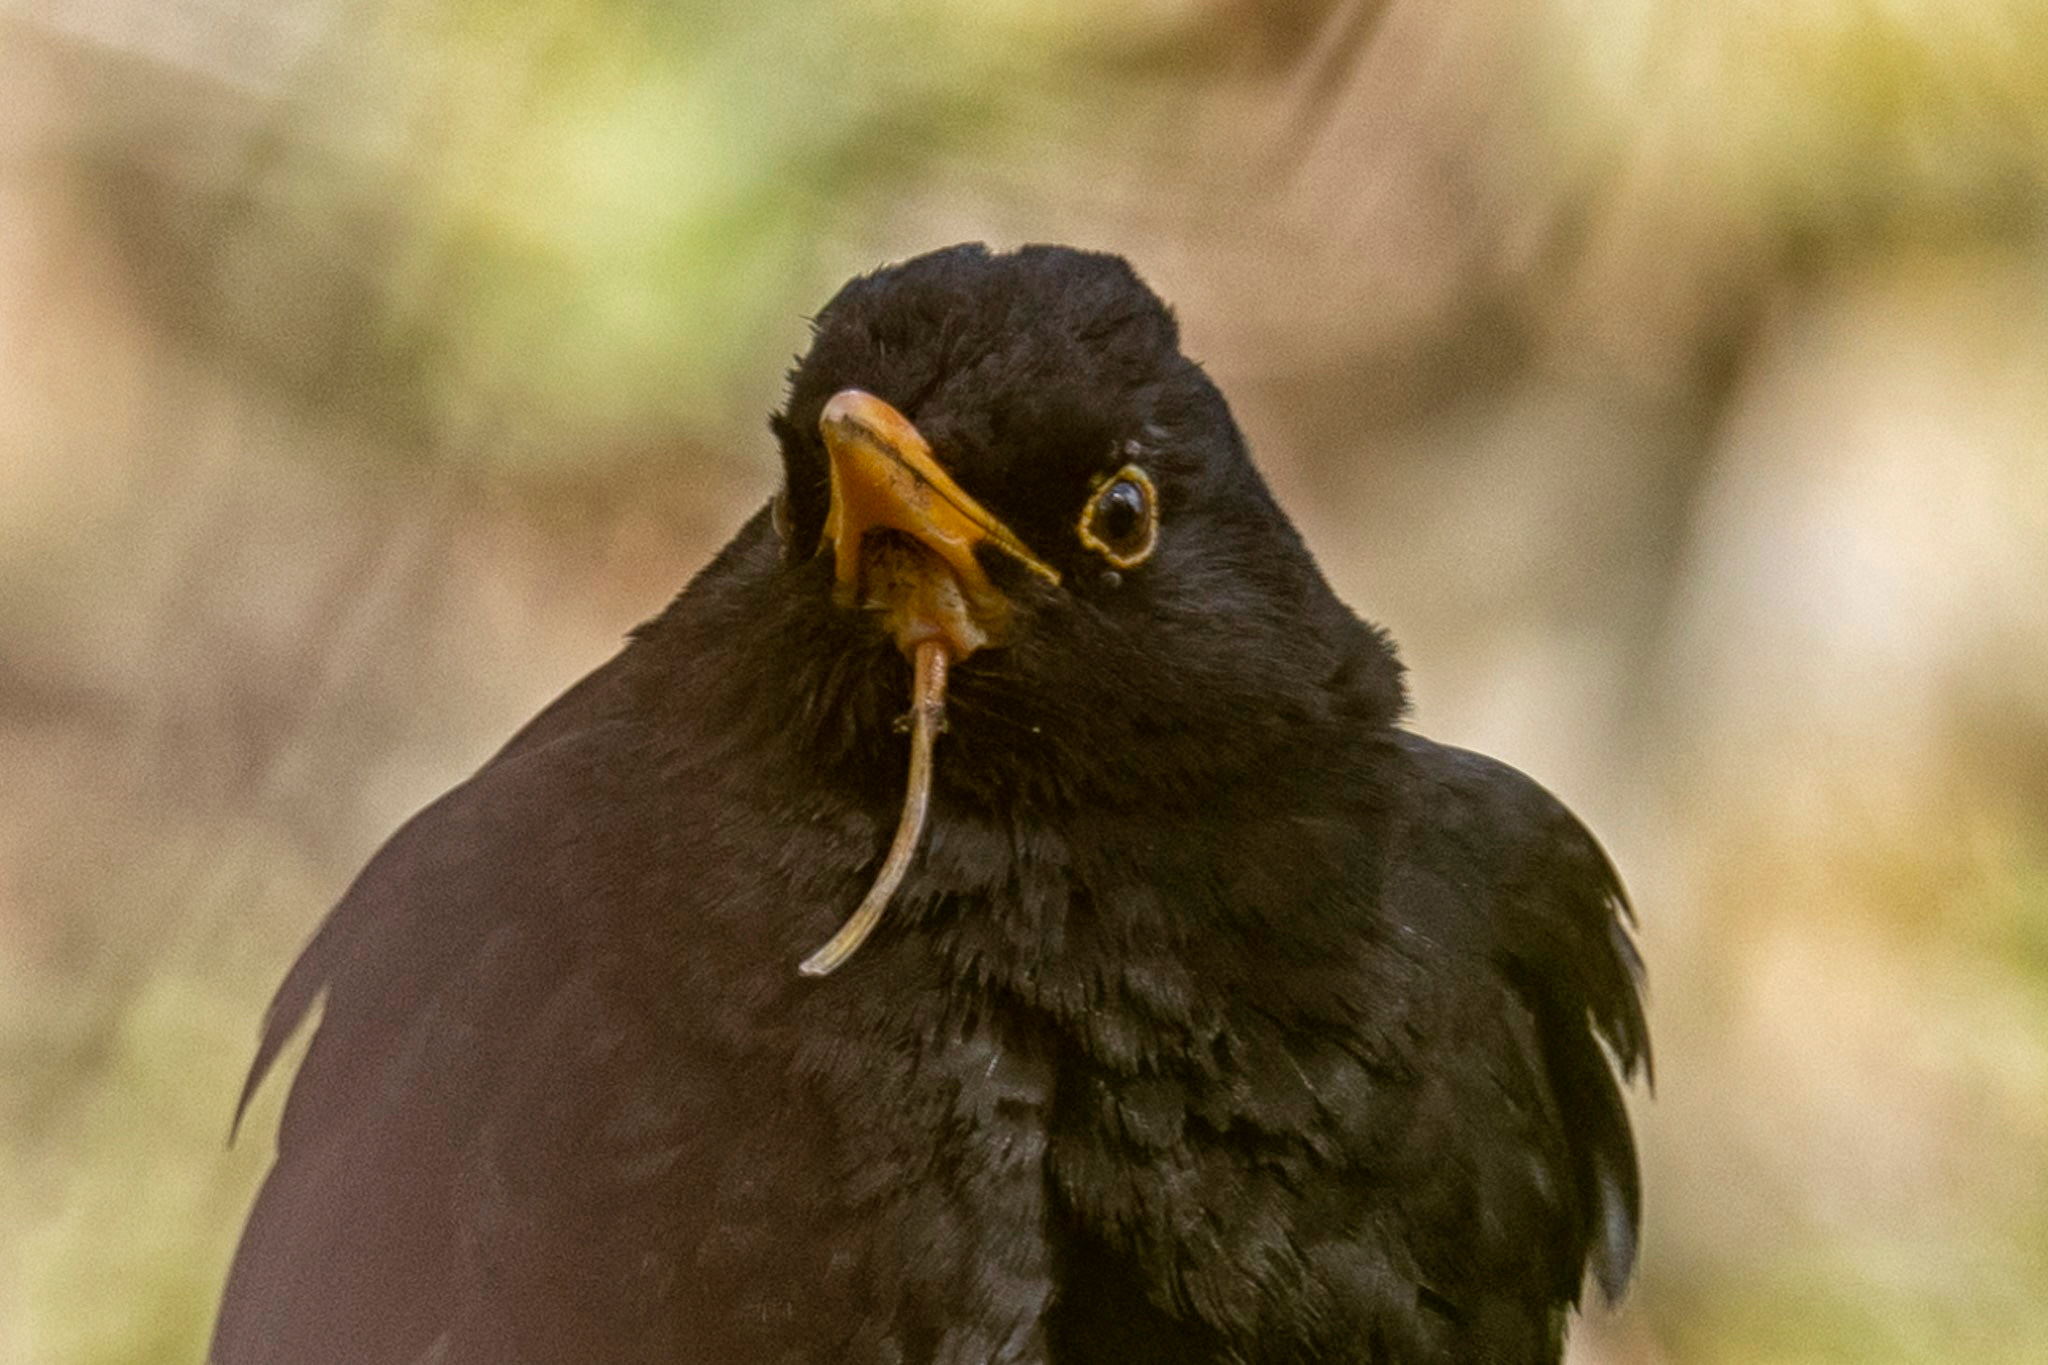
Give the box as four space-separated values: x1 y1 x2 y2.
213 243 1648 1364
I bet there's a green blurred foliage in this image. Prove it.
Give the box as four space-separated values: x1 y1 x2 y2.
183 0 1202 468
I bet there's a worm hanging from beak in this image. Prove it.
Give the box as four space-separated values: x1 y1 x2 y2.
797 641 949 977
795 390 1058 977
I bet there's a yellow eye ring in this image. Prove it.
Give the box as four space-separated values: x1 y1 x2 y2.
1077 464 1159 569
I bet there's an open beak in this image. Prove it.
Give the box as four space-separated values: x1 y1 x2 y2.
818 389 1058 660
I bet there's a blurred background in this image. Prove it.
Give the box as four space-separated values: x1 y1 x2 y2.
4 0 2047 1360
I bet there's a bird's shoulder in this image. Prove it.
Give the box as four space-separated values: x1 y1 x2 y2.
1380 731 1647 1071
219 653 821 1363
238 687 641 1130
1378 729 1650 1304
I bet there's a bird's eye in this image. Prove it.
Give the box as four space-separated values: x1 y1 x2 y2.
1078 465 1159 568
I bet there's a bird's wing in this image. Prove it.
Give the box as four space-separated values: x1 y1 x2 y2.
1383 732 1649 1311
211 658 673 1365
1029 730 1647 1363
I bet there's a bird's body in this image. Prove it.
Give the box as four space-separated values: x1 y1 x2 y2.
214 244 1646 1364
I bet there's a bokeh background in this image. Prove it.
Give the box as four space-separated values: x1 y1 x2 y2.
5 1 2047 1360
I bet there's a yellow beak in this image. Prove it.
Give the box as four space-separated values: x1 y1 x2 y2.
818 389 1059 658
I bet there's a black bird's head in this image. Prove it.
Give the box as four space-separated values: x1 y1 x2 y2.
643 244 1406 970
762 244 1402 787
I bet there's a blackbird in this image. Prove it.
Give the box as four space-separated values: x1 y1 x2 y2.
212 243 1647 1364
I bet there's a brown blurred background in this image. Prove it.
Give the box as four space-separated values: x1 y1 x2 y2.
4 1 2047 1360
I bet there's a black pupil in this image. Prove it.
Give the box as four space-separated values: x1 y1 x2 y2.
1094 480 1146 546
